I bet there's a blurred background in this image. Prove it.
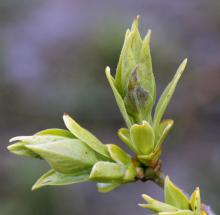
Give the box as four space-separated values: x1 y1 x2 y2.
0 0 220 214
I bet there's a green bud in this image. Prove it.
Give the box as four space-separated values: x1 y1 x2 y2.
165 176 189 210
106 16 156 125
130 121 155 155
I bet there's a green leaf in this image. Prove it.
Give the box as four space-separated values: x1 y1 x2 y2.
140 194 179 213
7 142 41 158
130 121 155 155
153 59 187 129
190 187 201 215
97 182 121 193
36 128 75 138
117 128 137 152
26 139 100 174
137 30 156 120
115 29 131 95
106 144 131 165
130 15 142 60
89 161 124 182
105 67 132 128
155 119 174 148
159 210 194 215
8 135 71 159
115 28 137 97
32 169 90 190
165 177 189 210
123 162 136 182
63 114 109 158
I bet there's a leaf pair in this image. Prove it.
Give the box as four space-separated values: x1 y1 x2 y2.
117 119 173 166
140 177 202 215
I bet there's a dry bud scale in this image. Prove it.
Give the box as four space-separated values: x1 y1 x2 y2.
7 16 215 215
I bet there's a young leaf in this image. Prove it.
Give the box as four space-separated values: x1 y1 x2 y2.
190 187 201 215
130 15 142 60
97 182 121 193
10 135 68 145
155 119 174 148
153 59 187 129
140 194 179 213
89 161 124 182
26 139 100 174
117 128 137 152
106 144 131 165
123 162 136 182
130 121 155 155
36 128 75 138
63 114 109 158
115 29 131 95
159 210 194 215
165 177 189 210
138 30 156 119
105 67 132 128
7 142 41 158
8 135 71 159
32 169 90 190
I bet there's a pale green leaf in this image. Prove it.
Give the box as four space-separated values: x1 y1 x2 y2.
155 119 174 148
130 15 142 61
106 144 131 165
89 161 124 182
105 67 132 127
165 177 189 209
153 59 187 129
117 128 137 152
32 169 90 190
36 128 75 138
97 182 121 193
7 142 40 158
130 121 155 155
159 210 194 215
137 30 156 120
190 187 201 215
115 29 131 95
8 134 71 159
63 114 109 158
140 194 179 213
26 139 100 174
9 135 69 145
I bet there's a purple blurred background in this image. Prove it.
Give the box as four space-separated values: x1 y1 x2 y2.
0 0 220 214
